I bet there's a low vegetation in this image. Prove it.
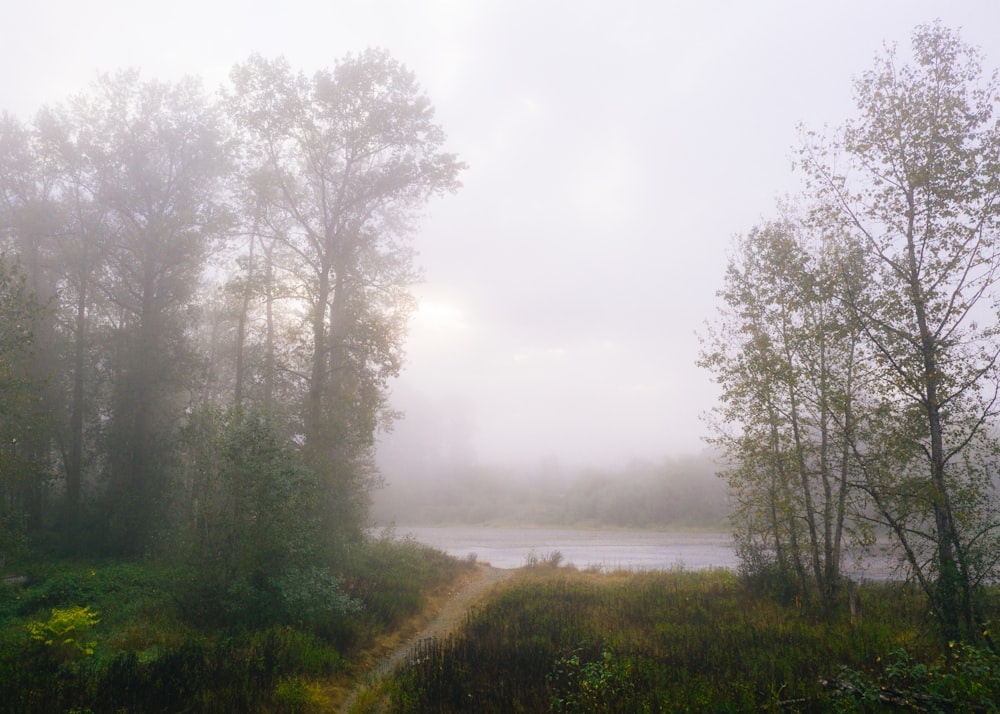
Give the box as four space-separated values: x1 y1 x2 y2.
0 536 472 712
363 566 1000 713
7 544 1000 711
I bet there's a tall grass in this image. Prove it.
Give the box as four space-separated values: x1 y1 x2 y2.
379 568 948 713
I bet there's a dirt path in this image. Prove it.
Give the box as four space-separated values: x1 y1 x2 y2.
338 564 513 713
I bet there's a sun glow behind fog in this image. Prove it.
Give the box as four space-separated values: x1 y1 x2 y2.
413 299 468 333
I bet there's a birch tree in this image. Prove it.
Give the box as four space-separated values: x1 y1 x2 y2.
701 215 866 609
802 23 1000 640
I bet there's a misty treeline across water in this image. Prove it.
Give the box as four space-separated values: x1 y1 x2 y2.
373 452 728 529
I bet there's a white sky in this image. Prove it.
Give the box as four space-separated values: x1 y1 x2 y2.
5 1 1000 470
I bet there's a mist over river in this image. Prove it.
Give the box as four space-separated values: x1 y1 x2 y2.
398 527 896 580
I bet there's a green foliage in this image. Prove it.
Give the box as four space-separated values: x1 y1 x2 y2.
0 46 461 568
177 407 359 630
799 22 1000 641
702 22 1000 639
1 560 182 652
226 50 463 550
700 214 864 608
26 605 99 660
0 560 354 712
0 47 469 708
830 643 1000 712
69 627 343 713
0 537 472 711
733 538 802 605
548 641 635 713
273 675 324 712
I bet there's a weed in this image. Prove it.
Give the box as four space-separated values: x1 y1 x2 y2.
524 549 564 568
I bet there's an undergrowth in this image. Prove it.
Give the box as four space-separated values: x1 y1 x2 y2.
0 534 469 712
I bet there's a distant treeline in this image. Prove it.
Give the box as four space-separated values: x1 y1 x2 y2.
371 453 729 529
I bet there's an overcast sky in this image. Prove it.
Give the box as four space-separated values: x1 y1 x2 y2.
5 1 1000 471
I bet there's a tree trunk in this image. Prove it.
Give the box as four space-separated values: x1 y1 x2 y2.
234 234 255 407
905 195 965 640
306 264 330 448
66 283 87 519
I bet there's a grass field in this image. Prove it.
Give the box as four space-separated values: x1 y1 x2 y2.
364 565 999 713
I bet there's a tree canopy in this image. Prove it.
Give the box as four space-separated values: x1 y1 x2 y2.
0 51 463 574
703 23 1000 641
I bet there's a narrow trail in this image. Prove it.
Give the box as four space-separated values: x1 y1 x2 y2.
338 564 514 713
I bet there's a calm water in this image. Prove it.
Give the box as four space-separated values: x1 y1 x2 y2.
399 526 897 579
399 526 737 571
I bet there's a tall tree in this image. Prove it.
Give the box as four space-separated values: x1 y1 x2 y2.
226 51 464 542
802 23 1000 639
701 214 865 609
28 106 115 529
0 257 50 563
68 71 230 553
0 113 66 532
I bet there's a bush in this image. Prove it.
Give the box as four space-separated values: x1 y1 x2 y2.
734 538 801 604
0 624 348 713
828 642 1000 711
177 409 361 631
548 641 635 713
26 605 100 661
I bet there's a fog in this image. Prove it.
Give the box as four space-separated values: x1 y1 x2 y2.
5 1 1000 497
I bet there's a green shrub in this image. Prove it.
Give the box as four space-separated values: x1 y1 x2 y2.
0 556 357 712
828 642 1000 712
176 409 365 633
274 676 323 712
548 641 635 713
27 605 100 660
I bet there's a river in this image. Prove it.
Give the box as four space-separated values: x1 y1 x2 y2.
397 526 897 579
398 526 736 571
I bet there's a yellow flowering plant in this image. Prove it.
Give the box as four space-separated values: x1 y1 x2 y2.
26 606 100 660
